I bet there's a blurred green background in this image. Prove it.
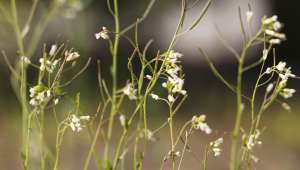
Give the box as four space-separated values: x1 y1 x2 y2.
0 0 300 169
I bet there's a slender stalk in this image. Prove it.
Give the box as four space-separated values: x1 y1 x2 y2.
24 113 33 170
53 126 67 170
40 110 46 170
202 146 209 170
229 54 244 170
83 102 108 170
9 1 32 169
168 105 175 170
113 130 127 168
104 0 121 166
10 0 24 55
229 30 262 170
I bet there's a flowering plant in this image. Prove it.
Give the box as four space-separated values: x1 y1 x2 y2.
0 0 299 170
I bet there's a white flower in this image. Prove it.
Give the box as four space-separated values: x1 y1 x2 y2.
250 155 259 163
276 61 287 71
167 76 186 95
39 58 59 73
21 56 31 64
65 51 80 62
119 114 126 127
262 15 278 25
262 15 286 44
145 75 152 80
262 49 268 60
21 25 30 38
192 115 212 134
212 148 222 157
197 122 212 134
95 27 109 40
49 44 58 56
80 115 90 120
145 129 155 141
168 95 175 103
280 88 296 99
266 83 274 93
167 50 183 65
54 98 59 105
265 30 286 40
246 130 262 151
275 62 296 82
265 29 276 36
246 11 253 23
150 93 159 100
210 137 223 157
175 151 180 157
269 39 281 44
123 83 137 100
246 135 255 150
70 114 81 132
282 102 291 111
29 86 51 107
265 67 272 74
167 150 181 159
166 66 180 78
46 90 51 97
69 114 90 132
273 21 282 31
162 82 167 88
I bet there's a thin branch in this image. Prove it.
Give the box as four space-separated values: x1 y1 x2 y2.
198 47 251 101
120 0 157 35
187 0 212 31
59 58 92 87
214 25 240 60
238 6 247 44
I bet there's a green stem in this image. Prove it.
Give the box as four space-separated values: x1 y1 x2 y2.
24 113 33 170
168 106 175 170
9 1 31 169
229 54 244 170
40 110 46 170
202 146 209 170
53 126 67 170
83 104 107 170
229 30 262 170
104 0 120 166
10 0 24 55
113 130 127 168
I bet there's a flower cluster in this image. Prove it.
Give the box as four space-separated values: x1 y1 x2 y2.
21 56 31 64
280 88 296 99
161 51 187 103
49 44 58 56
69 114 90 132
244 130 262 151
165 150 181 161
39 58 60 73
262 15 286 44
138 129 155 141
29 85 51 106
60 0 84 19
150 93 160 100
265 61 296 101
191 114 212 134
65 50 80 62
95 27 110 40
123 83 137 100
209 137 223 157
